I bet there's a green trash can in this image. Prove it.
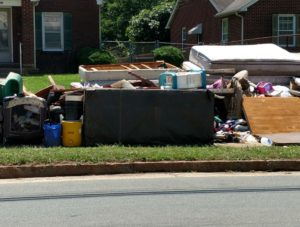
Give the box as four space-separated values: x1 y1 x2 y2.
0 72 23 100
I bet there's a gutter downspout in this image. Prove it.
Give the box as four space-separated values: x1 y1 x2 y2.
235 12 244 45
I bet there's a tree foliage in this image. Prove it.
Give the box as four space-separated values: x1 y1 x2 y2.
126 1 175 41
101 0 161 41
101 0 175 41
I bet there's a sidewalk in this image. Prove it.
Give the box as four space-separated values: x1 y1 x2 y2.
0 160 300 179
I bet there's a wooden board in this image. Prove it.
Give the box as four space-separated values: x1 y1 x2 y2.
243 97 300 134
80 61 178 71
79 61 181 81
257 133 300 145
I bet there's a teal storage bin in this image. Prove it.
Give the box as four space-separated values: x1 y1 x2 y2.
159 71 177 89
0 72 23 100
159 70 206 89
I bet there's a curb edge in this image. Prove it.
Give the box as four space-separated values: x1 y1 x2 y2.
0 160 299 179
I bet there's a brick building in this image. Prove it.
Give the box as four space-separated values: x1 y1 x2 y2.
0 0 101 74
166 0 300 51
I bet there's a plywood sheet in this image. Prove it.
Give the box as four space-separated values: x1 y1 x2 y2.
257 133 300 145
243 97 300 134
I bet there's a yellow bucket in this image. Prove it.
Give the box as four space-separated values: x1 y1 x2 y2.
62 120 82 147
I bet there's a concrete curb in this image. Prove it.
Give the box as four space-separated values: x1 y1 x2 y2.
0 160 300 179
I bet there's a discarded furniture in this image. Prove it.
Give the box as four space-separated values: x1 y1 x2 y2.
289 77 300 97
189 44 300 84
242 97 300 144
2 96 47 144
79 61 181 82
83 89 215 146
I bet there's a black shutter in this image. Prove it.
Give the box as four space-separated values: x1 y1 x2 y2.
272 14 278 45
64 13 72 51
35 12 42 50
296 15 300 47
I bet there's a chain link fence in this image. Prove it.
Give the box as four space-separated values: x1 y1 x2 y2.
102 41 194 63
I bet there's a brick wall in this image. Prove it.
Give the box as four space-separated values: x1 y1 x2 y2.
170 0 300 51
170 0 221 45
35 0 99 73
227 0 300 50
228 16 242 44
21 0 34 67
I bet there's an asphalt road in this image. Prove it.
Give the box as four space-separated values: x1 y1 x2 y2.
0 172 300 227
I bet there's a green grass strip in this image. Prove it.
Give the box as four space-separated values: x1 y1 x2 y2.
23 74 80 93
0 145 299 166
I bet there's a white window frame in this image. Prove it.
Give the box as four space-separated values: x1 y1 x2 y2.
278 14 296 47
221 18 229 43
42 12 64 51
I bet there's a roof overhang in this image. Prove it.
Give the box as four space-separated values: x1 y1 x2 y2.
0 0 21 6
215 0 259 18
165 0 182 29
209 0 235 13
188 24 202 35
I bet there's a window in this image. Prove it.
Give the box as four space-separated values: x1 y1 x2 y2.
42 12 64 51
36 12 72 52
221 18 229 43
278 15 296 47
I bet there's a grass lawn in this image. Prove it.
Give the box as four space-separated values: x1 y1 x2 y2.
2 73 297 166
0 145 299 166
23 74 80 93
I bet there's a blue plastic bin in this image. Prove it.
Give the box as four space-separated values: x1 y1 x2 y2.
43 122 62 147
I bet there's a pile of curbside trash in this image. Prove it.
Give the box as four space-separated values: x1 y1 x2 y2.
187 43 300 146
1 44 300 147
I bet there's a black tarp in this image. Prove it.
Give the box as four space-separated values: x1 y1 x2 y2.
83 89 214 146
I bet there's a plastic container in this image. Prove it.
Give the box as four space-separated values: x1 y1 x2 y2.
49 106 63 123
43 122 62 147
260 137 273 146
64 95 83 120
159 71 206 89
0 72 23 100
62 120 82 147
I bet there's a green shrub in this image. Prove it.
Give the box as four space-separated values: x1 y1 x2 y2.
77 47 117 65
153 46 184 67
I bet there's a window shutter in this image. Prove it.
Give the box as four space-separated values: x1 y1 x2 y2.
272 14 278 45
64 13 72 51
35 12 42 50
296 15 300 47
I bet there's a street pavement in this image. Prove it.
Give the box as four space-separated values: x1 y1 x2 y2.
0 172 300 226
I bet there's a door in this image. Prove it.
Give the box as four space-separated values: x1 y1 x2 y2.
0 8 12 62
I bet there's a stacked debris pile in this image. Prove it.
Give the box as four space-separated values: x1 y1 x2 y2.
36 77 84 147
206 68 300 146
0 72 47 144
1 54 300 147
